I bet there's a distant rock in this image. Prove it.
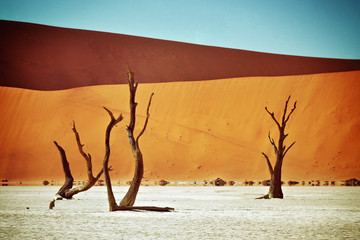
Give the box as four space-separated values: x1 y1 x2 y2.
244 180 255 186
158 179 169 186
288 181 299 186
212 178 226 186
344 178 360 186
262 180 270 186
228 180 235 186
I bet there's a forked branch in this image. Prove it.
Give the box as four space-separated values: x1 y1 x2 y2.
103 107 124 211
104 107 123 123
265 106 281 130
284 97 297 124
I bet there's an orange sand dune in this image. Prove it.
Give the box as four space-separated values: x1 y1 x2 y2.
1 71 359 182
1 20 360 90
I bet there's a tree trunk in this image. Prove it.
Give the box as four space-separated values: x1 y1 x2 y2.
259 96 296 199
268 172 283 199
119 66 152 207
103 107 123 211
119 147 143 206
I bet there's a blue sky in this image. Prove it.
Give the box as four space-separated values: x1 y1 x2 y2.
1 0 360 59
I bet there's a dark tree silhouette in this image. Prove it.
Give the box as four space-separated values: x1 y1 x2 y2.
259 96 297 199
49 122 111 209
103 66 174 212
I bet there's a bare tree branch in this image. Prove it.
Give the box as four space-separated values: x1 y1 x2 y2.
284 133 289 140
284 100 297 124
262 152 274 175
51 110 122 209
72 121 94 181
136 92 154 145
53 141 74 196
265 106 281 130
104 107 123 128
282 95 291 124
268 132 278 156
127 64 137 132
283 141 296 158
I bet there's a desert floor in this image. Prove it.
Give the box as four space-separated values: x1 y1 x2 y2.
0 186 359 239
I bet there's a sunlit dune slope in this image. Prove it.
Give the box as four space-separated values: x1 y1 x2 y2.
1 71 359 182
1 20 360 90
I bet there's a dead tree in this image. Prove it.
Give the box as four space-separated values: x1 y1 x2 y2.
119 65 153 207
103 66 174 212
49 122 110 209
259 96 297 199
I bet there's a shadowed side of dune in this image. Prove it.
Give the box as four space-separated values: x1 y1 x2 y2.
1 20 360 90
0 71 359 182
